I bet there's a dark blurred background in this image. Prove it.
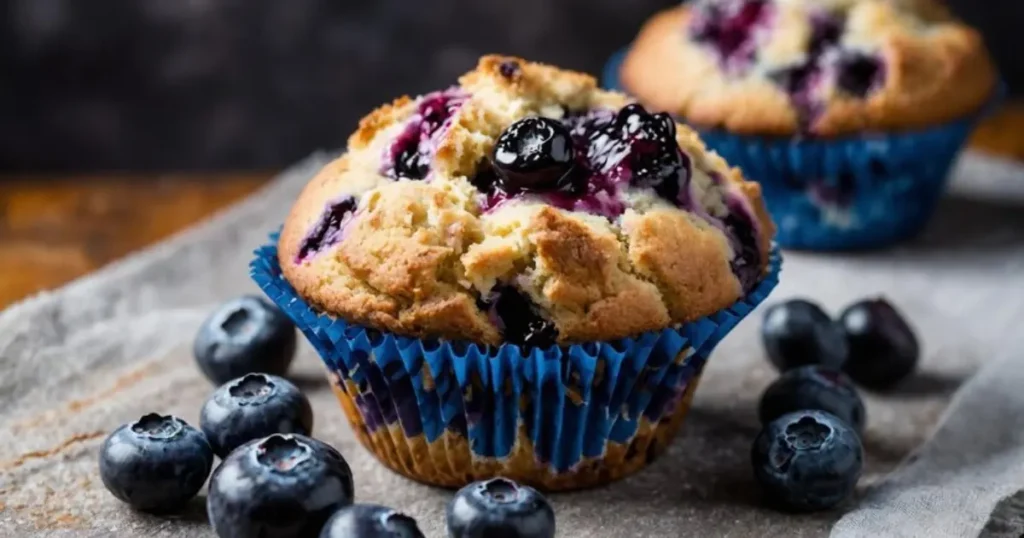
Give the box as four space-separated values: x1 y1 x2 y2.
1 0 1021 172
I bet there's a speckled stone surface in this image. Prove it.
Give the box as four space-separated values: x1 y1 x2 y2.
0 152 1022 537
1 0 1021 172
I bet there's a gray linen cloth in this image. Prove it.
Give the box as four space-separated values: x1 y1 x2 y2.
1 152 1022 538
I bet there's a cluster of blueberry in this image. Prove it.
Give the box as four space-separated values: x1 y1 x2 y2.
753 296 920 511
97 295 557 537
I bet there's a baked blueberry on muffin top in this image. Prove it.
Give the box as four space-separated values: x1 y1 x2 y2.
278 56 775 348
621 0 998 135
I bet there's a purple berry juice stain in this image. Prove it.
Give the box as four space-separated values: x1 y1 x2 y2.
385 88 468 180
296 196 358 263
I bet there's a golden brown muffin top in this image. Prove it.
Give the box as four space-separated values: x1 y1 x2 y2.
278 55 775 347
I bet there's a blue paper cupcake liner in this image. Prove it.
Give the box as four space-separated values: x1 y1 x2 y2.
251 232 781 489
603 48 1003 250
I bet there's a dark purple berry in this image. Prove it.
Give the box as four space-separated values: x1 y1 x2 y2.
476 105 688 220
200 373 314 458
485 286 559 349
207 434 354 538
297 197 358 261
769 63 818 96
446 478 555 538
492 117 576 193
752 410 862 512
392 143 429 180
690 0 771 68
723 194 761 293
588 104 686 203
194 295 297 385
617 105 685 199
759 366 865 434
499 60 521 79
836 53 884 98
99 413 213 512
320 504 425 538
762 299 849 372
840 298 919 390
808 13 843 56
809 171 857 208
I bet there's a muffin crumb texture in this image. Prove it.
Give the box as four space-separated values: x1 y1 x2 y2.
279 55 775 347
621 0 998 135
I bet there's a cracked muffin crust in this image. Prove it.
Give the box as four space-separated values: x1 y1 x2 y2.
620 0 998 136
278 55 775 348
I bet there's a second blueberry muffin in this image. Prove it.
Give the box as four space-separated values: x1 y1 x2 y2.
255 55 781 490
620 0 999 249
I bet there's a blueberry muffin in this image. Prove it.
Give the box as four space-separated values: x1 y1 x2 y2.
255 55 781 490
617 0 999 249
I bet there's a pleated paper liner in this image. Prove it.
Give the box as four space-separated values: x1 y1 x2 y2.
603 47 1005 250
251 235 781 491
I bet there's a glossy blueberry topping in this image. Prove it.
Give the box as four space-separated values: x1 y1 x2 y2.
840 297 919 390
320 504 426 538
808 13 844 56
200 373 314 458
98 413 213 512
297 196 358 262
752 410 863 511
483 285 559 349
759 365 865 434
723 194 762 292
690 0 773 73
492 117 577 193
385 88 468 180
194 295 297 385
761 299 849 372
446 478 556 538
207 434 355 538
474 105 688 219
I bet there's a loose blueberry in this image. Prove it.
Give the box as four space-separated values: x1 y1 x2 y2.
200 373 314 458
759 366 865 434
493 117 576 193
840 297 919 390
751 410 863 511
98 413 213 512
320 504 425 538
446 477 555 538
485 286 559 349
207 434 355 538
194 295 297 385
762 299 849 372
